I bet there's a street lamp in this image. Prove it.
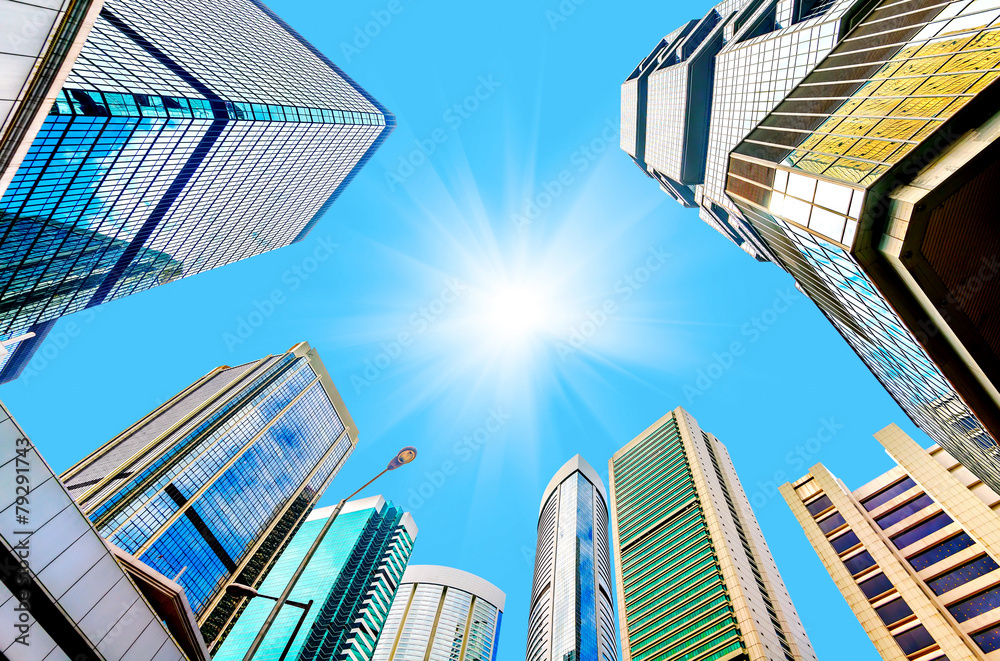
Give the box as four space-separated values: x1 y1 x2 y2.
225 583 312 661
239 446 417 661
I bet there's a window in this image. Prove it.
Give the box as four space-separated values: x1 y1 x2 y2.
908 534 976 571
831 530 860 554
927 555 1000 596
972 624 1000 653
818 512 846 535
806 495 833 516
876 598 914 626
948 586 1000 623
862 477 916 511
859 573 893 600
893 625 936 656
891 513 953 550
875 494 934 531
844 551 876 576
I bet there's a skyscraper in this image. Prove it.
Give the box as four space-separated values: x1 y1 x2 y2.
609 407 816 661
0 0 393 383
372 564 505 661
623 0 1000 495
59 341 359 650
1 399 210 661
783 424 1000 659
214 495 418 661
526 454 618 661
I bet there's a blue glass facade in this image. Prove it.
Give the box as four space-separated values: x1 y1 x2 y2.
527 456 618 661
0 0 393 382
213 496 417 661
59 341 358 650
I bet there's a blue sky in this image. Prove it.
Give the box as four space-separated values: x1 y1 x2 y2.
0 0 938 658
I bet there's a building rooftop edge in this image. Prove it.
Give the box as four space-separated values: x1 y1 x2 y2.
539 454 608 518
401 565 506 611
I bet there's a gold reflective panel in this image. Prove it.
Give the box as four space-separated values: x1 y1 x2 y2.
780 3 1000 185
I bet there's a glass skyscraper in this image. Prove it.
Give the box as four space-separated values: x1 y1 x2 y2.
623 0 1000 495
0 0 393 383
609 407 816 661
59 341 359 651
526 454 618 661
783 424 1000 658
214 495 418 661
372 564 505 661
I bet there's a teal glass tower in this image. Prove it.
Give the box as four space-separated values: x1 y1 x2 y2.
0 0 393 383
59 341 359 651
214 495 418 661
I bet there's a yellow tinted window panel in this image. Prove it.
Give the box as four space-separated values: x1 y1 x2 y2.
908 120 943 144
855 96 905 117
914 71 987 95
815 134 860 156
859 165 890 187
835 117 881 136
892 96 956 118
940 48 1000 74
872 76 928 97
896 55 953 78
966 28 1000 50
966 70 1000 93
868 117 927 141
916 34 977 57
847 138 903 162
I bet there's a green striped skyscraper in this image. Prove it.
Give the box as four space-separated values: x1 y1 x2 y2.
608 407 816 661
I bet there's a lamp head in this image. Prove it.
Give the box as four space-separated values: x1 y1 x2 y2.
225 583 259 599
387 446 417 470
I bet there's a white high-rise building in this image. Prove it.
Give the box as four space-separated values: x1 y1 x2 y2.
372 565 505 661
526 455 618 661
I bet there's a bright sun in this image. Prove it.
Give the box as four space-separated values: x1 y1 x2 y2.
475 283 558 347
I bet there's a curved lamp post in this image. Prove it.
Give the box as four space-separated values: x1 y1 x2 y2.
239 447 417 661
225 583 312 661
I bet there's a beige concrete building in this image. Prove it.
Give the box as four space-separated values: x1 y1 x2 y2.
609 407 816 661
782 424 1000 660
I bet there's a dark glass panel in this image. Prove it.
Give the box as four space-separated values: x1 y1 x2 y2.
831 530 861 554
818 512 847 535
876 494 934 530
844 551 876 575
862 477 916 511
806 495 833 516
891 513 953 550
893 625 935 656
908 534 976 571
928 555 1000 596
948 587 1000 623
858 573 894 600
973 624 1000 653
876 598 913 626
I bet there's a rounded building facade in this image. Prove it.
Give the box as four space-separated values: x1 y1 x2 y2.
526 455 618 661
372 564 505 661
